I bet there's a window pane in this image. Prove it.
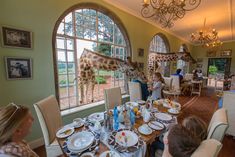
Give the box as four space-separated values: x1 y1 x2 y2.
57 23 64 34
68 74 76 85
76 39 97 58
57 50 66 62
58 62 67 74
65 24 74 36
96 43 111 56
67 62 75 73
69 96 77 108
67 39 74 50
59 75 68 87
60 98 69 110
67 51 74 62
65 13 72 24
56 38 65 49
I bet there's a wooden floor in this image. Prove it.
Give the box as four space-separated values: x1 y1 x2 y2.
34 88 235 157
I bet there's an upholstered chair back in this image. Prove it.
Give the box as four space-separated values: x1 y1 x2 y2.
191 139 222 157
163 77 173 90
104 87 122 111
33 95 63 157
207 108 229 142
170 75 180 91
128 81 142 102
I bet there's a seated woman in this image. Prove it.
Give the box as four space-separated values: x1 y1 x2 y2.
163 124 200 157
0 103 38 157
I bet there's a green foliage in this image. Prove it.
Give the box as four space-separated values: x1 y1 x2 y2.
95 76 106 84
209 65 218 75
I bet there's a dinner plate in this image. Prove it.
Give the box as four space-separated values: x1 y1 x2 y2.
67 131 94 152
73 118 84 128
136 100 146 105
80 152 95 157
168 108 180 114
88 112 104 123
126 102 139 108
154 112 173 121
138 124 152 135
56 126 74 138
99 151 121 157
115 130 138 147
148 121 165 130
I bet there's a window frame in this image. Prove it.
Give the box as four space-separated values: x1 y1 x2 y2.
52 3 131 110
149 33 170 76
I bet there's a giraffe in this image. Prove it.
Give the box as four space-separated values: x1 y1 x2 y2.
76 48 146 103
147 51 196 79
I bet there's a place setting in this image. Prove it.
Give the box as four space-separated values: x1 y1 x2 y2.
108 128 144 153
61 130 100 156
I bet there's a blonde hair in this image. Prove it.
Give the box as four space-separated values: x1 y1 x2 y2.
182 115 207 141
0 103 29 145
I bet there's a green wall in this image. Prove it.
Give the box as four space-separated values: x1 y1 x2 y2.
0 0 192 143
191 41 235 75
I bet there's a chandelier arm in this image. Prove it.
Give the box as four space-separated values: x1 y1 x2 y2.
183 0 202 11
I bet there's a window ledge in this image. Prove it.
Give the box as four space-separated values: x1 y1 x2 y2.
61 94 129 117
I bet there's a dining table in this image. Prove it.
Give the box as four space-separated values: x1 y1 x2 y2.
56 99 181 157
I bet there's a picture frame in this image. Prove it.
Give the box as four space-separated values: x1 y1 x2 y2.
5 57 32 80
138 48 144 57
207 50 216 57
1 26 32 49
221 49 232 57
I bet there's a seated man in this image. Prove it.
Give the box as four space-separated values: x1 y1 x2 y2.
163 124 200 157
172 69 184 84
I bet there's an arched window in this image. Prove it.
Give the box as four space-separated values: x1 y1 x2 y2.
177 44 188 74
53 4 130 110
149 33 170 76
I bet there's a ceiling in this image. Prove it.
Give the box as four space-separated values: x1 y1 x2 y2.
103 0 235 44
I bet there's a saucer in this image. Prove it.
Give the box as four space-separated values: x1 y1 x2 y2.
138 124 152 135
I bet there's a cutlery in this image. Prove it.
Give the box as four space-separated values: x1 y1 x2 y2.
150 122 163 129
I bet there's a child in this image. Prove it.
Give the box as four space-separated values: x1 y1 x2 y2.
182 115 207 141
163 124 200 157
149 72 165 100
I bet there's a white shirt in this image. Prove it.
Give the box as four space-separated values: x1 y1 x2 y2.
152 81 162 100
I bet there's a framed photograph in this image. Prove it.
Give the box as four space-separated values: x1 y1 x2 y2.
221 49 232 57
207 50 216 57
138 48 144 57
1 26 32 49
5 57 32 80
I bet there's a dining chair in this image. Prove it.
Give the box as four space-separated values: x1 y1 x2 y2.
184 73 193 81
128 81 142 102
222 91 235 136
104 87 122 111
207 108 229 142
170 75 181 92
163 77 172 90
33 95 63 157
191 139 222 157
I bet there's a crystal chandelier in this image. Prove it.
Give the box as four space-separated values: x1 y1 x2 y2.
191 19 223 47
141 0 201 28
